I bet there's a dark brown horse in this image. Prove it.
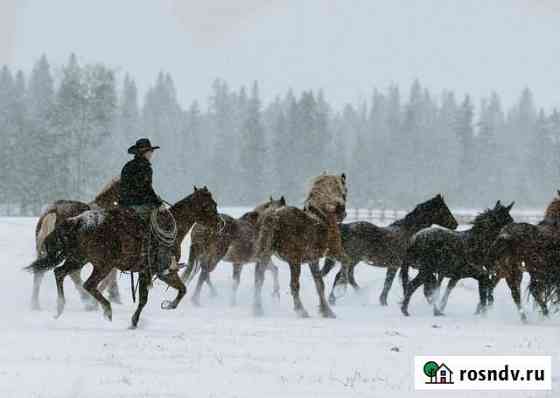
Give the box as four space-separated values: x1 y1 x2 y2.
490 192 560 322
253 174 347 318
401 201 514 317
31 178 121 310
25 186 219 328
182 196 287 306
321 194 458 306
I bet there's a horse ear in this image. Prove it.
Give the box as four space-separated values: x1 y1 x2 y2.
270 196 273 202
507 201 515 211
437 193 442 199
203 185 208 191
341 173 346 181
193 185 198 191
557 189 560 197
495 200 501 208
280 196 286 205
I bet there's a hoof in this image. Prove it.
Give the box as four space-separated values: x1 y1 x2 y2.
520 312 528 324
30 302 41 311
190 297 201 307
401 307 410 317
271 290 280 300
161 300 177 310
129 322 138 330
328 295 337 306
103 309 112 321
296 308 310 318
320 307 337 319
379 300 388 307
434 309 445 316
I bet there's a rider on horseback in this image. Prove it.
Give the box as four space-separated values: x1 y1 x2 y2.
119 138 173 277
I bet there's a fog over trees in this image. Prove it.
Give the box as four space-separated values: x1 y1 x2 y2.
1 54 559 215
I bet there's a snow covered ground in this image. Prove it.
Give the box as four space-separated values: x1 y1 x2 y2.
1 216 558 398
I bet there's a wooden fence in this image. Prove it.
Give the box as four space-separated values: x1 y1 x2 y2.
345 209 543 225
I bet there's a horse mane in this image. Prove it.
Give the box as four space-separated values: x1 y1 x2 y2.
391 195 438 227
92 177 120 208
471 208 494 227
252 201 273 215
304 174 346 214
543 194 560 224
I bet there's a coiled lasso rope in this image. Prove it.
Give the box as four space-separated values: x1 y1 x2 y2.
150 207 177 247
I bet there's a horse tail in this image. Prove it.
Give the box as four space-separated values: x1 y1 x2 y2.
25 219 78 274
181 244 202 287
36 211 57 258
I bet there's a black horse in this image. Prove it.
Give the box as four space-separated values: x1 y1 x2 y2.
321 194 458 305
400 201 514 317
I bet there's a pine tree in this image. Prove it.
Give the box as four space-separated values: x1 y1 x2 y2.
238 81 266 204
26 55 55 210
0 66 16 209
454 95 476 201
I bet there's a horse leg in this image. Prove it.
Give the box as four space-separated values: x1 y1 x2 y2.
68 269 95 309
231 263 242 306
400 272 426 317
100 269 121 304
474 274 490 315
253 261 267 316
159 272 186 310
329 260 354 305
205 274 218 298
309 262 336 318
431 274 444 316
437 276 459 315
266 261 281 300
423 273 437 304
506 270 526 323
83 265 113 321
54 258 83 319
486 274 501 309
289 262 309 318
320 256 336 277
328 268 344 305
31 271 46 311
529 275 549 318
348 262 360 291
130 271 150 329
380 267 398 306
191 263 209 307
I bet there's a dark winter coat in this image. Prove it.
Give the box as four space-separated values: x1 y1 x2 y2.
118 156 162 207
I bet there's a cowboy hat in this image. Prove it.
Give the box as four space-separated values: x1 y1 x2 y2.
127 138 160 155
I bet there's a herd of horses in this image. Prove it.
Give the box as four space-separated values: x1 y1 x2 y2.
25 174 560 328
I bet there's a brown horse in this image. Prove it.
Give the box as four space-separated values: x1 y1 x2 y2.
182 196 287 306
31 178 122 310
25 186 219 328
253 174 347 318
489 191 560 322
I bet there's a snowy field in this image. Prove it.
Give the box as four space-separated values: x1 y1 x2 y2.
1 215 559 398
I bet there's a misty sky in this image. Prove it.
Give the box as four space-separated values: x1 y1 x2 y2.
2 0 560 109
